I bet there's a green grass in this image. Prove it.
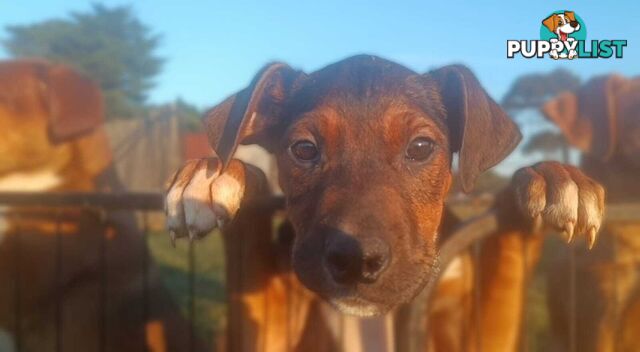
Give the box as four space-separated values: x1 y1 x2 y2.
147 230 227 347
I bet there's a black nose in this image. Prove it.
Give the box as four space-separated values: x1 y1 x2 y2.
570 21 579 28
324 234 390 284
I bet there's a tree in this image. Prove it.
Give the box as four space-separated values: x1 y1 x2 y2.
523 130 568 160
501 69 579 162
4 4 163 118
502 69 580 113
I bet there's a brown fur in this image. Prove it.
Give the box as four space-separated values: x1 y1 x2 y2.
0 59 195 351
542 75 640 352
166 55 605 351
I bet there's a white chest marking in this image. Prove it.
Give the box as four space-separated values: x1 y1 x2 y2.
0 169 62 192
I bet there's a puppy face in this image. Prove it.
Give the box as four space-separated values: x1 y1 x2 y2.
0 60 109 190
205 55 521 315
542 11 581 41
276 62 451 315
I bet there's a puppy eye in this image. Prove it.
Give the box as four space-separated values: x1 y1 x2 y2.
290 140 319 163
406 137 435 162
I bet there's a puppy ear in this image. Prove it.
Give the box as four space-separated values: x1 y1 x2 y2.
45 64 105 143
541 92 583 148
430 65 521 193
73 126 113 180
203 63 304 169
542 75 625 160
542 14 558 33
565 11 576 22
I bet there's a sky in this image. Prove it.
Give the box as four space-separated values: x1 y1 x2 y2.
1 0 638 109
0 1 638 174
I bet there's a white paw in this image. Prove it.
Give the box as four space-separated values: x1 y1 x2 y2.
511 162 605 248
165 158 246 244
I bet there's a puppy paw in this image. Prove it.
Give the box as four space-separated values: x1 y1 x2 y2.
165 158 249 244
510 161 605 248
568 50 578 59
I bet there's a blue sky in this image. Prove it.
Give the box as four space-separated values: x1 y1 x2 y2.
1 1 638 109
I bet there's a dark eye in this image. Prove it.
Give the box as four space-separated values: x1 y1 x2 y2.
290 140 319 162
406 137 435 162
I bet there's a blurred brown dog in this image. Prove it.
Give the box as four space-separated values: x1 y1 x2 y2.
166 55 605 351
543 74 640 352
0 59 195 352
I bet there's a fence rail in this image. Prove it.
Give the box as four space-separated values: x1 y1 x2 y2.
0 192 164 210
1 192 639 351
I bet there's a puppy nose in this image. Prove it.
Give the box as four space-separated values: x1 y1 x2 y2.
324 235 390 284
570 21 579 28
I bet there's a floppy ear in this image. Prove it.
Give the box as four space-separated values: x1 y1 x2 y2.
44 64 105 143
542 14 558 33
203 63 305 169
73 127 113 180
430 65 522 193
541 92 583 148
564 11 576 22
541 75 625 160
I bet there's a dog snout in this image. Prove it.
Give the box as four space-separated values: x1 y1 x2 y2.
570 21 579 28
324 233 390 285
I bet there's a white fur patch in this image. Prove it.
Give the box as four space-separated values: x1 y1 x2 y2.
0 169 62 192
543 180 579 232
580 191 602 231
165 179 187 233
183 167 218 238
0 170 61 246
210 171 244 218
441 256 464 280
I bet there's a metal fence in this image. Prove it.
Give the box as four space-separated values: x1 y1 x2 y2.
1 191 639 351
0 192 186 352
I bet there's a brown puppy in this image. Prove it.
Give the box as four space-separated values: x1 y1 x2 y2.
166 55 604 350
0 59 194 352
542 74 640 352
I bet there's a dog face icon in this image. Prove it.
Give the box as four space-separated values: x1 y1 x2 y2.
542 11 581 41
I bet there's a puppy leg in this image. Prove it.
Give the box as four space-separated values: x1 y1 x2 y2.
223 207 327 351
165 158 267 242
467 229 544 352
468 161 605 351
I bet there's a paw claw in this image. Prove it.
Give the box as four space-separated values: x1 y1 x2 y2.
216 218 226 229
510 162 605 248
587 227 598 249
564 222 575 243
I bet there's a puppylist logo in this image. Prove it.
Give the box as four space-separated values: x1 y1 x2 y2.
507 10 627 60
